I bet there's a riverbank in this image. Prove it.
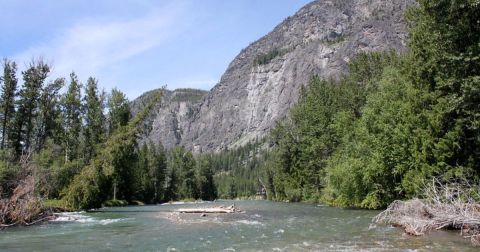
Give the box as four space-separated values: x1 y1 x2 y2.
0 176 64 229
374 181 480 246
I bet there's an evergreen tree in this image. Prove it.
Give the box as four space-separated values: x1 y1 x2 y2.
0 59 18 150
108 127 137 202
62 90 163 209
165 163 179 201
83 77 105 163
12 60 50 155
134 142 167 203
35 78 64 150
149 141 167 202
196 155 217 200
227 179 237 199
181 151 197 199
324 67 426 208
406 0 480 178
107 88 129 134
168 146 197 199
136 143 150 201
61 73 83 162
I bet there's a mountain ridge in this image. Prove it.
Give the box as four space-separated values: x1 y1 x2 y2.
133 0 414 152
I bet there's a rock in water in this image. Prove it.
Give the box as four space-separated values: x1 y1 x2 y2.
132 0 414 152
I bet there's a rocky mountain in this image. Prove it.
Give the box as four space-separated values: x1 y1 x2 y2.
133 0 414 153
131 88 207 148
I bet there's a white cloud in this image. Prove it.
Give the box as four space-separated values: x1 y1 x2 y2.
13 1 192 85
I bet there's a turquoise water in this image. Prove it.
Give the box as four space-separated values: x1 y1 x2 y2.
0 200 475 251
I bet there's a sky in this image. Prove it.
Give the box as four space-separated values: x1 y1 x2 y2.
0 0 312 99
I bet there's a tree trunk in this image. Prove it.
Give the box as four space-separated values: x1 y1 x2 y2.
113 182 117 201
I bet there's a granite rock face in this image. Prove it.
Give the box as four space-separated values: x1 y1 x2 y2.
133 0 414 152
131 88 207 149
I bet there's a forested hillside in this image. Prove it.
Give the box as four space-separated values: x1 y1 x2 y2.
252 0 480 208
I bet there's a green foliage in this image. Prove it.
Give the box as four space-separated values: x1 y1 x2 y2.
33 142 77 198
83 77 105 163
348 50 402 90
324 68 427 208
135 142 167 203
0 60 192 211
196 155 217 200
108 88 130 134
262 1 480 209
61 73 83 161
170 88 207 103
167 146 197 199
266 75 364 202
62 160 106 210
43 199 70 210
406 0 480 178
0 150 19 196
253 48 289 66
324 34 346 45
62 90 163 209
12 60 50 155
103 199 128 207
209 140 265 199
36 78 64 150
165 159 179 201
0 59 18 150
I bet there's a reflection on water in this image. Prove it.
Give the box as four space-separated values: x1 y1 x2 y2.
0 200 475 251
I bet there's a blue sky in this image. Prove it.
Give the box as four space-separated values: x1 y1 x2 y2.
0 0 311 99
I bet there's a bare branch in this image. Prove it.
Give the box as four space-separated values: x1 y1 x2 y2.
374 178 480 246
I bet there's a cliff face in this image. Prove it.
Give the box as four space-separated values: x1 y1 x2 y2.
134 0 414 152
131 88 207 149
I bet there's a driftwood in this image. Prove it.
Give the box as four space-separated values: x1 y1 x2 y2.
374 179 480 246
0 175 52 228
176 205 239 214
0 152 55 228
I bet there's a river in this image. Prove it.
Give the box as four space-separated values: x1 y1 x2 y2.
0 200 474 251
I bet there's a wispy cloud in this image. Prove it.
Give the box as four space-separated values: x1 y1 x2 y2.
13 1 192 86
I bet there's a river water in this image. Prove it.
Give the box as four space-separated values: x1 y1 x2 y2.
0 200 474 251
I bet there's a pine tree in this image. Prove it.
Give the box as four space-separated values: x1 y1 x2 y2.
107 88 129 135
196 155 217 200
406 0 480 178
168 146 197 199
181 150 197 199
0 59 18 150
61 72 83 162
35 78 64 150
165 163 179 201
12 60 50 155
83 77 105 163
149 141 167 202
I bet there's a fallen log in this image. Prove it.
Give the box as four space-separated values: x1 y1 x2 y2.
176 205 238 214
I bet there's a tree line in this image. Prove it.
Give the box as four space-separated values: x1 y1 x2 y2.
208 140 267 199
0 60 216 210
